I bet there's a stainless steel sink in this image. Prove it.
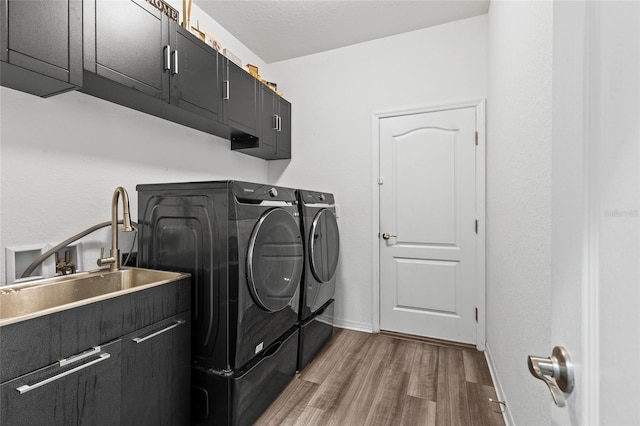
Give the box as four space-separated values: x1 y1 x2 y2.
0 267 189 326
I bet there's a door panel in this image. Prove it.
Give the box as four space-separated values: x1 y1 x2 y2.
8 1 68 71
174 28 221 119
379 106 480 344
395 128 456 244
93 0 168 99
224 59 257 136
395 258 458 313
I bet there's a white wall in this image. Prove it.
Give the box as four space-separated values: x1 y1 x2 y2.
267 16 488 331
486 1 553 425
0 2 271 285
0 88 268 284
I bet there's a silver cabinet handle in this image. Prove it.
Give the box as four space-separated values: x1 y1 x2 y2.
171 50 178 74
277 115 282 132
527 346 574 407
132 319 186 344
16 353 111 395
272 114 278 130
223 80 230 100
59 346 101 367
382 232 397 240
163 45 171 71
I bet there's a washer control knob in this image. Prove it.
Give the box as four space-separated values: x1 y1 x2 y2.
268 188 278 197
319 193 326 201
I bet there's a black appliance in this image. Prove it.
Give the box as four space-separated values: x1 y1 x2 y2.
296 189 340 371
137 180 303 425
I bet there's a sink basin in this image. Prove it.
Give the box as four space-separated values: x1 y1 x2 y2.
0 267 189 326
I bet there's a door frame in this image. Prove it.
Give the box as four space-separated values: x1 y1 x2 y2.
371 99 486 349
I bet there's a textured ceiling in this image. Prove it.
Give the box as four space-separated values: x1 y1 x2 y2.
194 1 490 63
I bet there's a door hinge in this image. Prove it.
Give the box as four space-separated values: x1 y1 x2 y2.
475 131 478 146
475 307 478 322
377 177 384 185
475 220 478 234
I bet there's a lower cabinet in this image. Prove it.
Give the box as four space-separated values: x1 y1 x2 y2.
122 312 190 426
0 340 122 426
0 311 190 426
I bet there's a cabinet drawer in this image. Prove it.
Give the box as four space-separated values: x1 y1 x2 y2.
0 340 122 426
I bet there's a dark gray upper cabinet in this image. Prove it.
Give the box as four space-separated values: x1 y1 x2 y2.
174 26 222 121
275 95 292 159
223 58 258 138
83 0 170 101
258 84 278 156
0 0 82 96
82 0 224 127
232 83 291 160
2 0 291 159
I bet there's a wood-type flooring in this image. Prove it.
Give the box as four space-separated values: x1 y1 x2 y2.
255 328 505 426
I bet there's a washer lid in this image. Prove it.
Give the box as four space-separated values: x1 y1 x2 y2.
247 208 304 312
309 209 340 283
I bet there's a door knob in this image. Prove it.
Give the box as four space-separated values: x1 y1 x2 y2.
527 346 574 407
382 232 397 240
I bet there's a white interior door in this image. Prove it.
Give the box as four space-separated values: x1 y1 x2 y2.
378 103 484 346
544 2 640 423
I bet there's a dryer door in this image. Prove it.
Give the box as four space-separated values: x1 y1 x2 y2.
309 209 340 283
247 208 304 312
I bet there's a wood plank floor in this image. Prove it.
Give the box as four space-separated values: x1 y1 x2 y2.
255 328 505 426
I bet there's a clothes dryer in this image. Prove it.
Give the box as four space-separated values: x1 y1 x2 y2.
296 189 340 370
137 180 303 425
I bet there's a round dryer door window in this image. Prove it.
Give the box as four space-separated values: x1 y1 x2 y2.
310 209 340 283
247 208 304 312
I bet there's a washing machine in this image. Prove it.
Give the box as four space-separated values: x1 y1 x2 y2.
296 189 340 371
137 180 303 425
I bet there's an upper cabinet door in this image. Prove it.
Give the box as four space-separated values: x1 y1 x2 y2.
0 0 82 96
84 0 170 101
276 97 291 159
258 83 277 156
172 27 221 121
223 59 258 137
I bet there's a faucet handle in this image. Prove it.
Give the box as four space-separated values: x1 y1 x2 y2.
97 247 113 267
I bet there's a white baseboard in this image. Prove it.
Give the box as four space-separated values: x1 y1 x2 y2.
333 317 373 333
484 341 515 426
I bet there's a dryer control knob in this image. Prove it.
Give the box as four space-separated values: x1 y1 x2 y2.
268 188 278 197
